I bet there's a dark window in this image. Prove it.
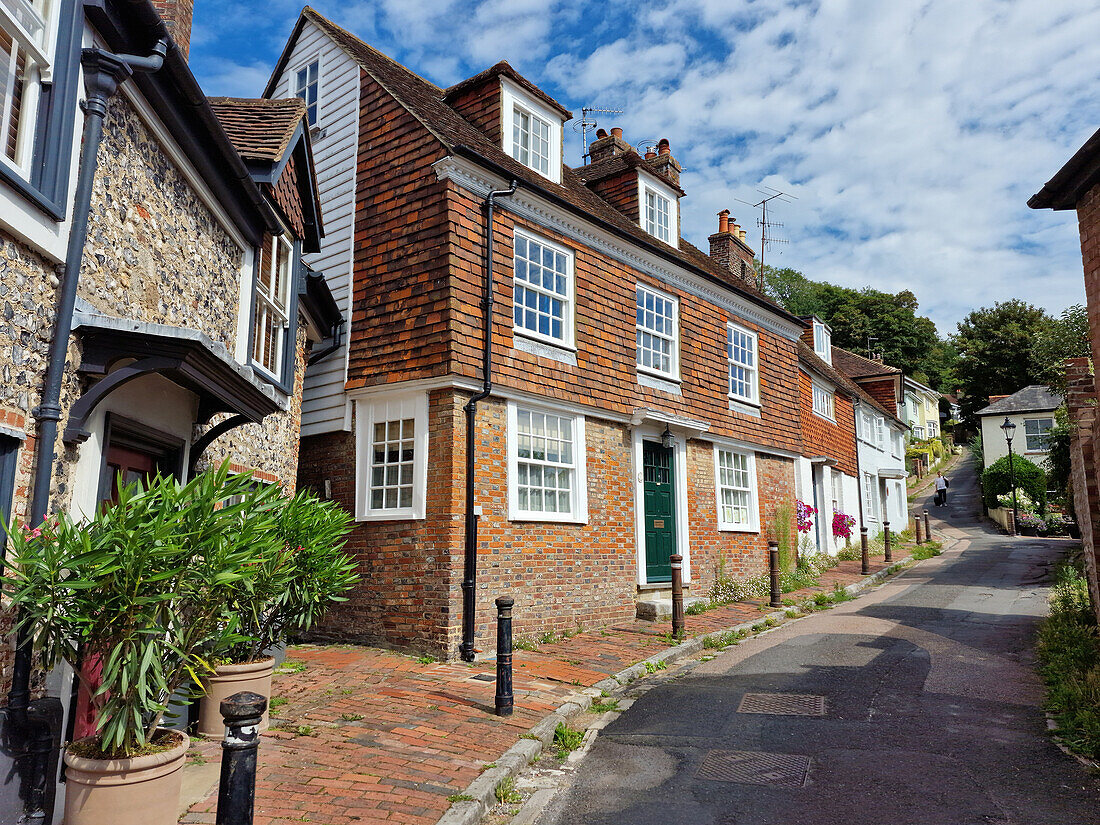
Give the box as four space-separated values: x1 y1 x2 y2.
0 434 19 554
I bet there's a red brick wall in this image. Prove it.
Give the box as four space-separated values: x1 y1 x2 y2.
1078 184 1100 376
686 443 796 585
271 152 306 240
345 72 452 389
440 188 803 453
586 169 640 222
446 80 502 143
798 370 858 476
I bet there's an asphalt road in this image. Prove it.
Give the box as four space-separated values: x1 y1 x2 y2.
540 457 1100 825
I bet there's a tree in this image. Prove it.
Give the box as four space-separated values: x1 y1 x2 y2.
760 263 954 388
951 300 1052 425
1031 304 1090 395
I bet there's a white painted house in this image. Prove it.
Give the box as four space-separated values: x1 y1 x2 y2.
976 386 1063 470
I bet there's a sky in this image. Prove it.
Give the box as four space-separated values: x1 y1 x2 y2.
189 0 1100 335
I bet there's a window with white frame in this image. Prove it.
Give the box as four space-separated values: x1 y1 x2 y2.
636 284 678 378
812 321 831 363
912 425 925 440
294 59 320 126
355 392 429 520
892 430 903 458
862 472 878 521
643 186 672 244
875 416 886 451
1024 417 1054 451
1 0 57 174
715 448 758 531
511 104 552 176
727 323 759 403
252 234 293 379
513 231 572 346
812 382 834 419
508 403 587 522
831 472 842 514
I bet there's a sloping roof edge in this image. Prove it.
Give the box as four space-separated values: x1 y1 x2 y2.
1029 127 1100 211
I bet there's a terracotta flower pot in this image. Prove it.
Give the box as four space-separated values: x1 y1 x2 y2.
63 731 188 825
198 657 275 737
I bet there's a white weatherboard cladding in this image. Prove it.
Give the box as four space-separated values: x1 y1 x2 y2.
274 21 360 435
857 418 908 529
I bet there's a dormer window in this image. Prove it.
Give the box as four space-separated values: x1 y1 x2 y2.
638 175 678 247
813 320 831 363
501 78 561 183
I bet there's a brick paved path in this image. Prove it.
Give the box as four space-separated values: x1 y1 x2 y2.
180 556 907 825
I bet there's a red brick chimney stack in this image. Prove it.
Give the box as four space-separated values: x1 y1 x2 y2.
646 137 681 186
709 209 759 290
152 0 194 60
588 126 633 164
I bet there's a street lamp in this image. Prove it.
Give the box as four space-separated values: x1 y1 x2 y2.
1000 417 1018 536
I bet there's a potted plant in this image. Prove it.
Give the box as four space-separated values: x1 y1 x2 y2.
3 465 279 825
197 489 356 736
1016 512 1046 537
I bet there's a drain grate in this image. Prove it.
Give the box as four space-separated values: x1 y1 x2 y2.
697 749 810 788
737 693 825 716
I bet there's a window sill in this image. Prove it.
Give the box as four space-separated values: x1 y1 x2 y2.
717 524 760 534
356 510 426 522
638 371 681 396
513 332 578 366
637 365 680 383
729 397 761 418
811 410 836 424
509 511 588 525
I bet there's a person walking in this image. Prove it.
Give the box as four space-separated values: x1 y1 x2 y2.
934 471 949 506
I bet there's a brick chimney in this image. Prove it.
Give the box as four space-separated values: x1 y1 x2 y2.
152 0 194 59
988 394 1010 404
645 137 681 186
709 210 759 289
588 127 632 164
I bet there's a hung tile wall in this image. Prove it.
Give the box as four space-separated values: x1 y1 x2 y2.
798 370 858 476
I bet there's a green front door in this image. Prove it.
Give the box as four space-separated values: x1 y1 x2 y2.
643 440 676 583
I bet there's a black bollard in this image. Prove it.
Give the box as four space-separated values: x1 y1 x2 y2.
860 527 869 575
883 521 892 563
768 541 782 608
494 597 514 717
216 691 266 825
923 510 931 543
914 513 924 545
670 554 685 639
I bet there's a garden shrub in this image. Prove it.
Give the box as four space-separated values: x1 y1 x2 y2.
982 454 1047 513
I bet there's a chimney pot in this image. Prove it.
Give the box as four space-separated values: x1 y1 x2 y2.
657 138 671 156
644 147 657 159
595 128 608 139
738 229 747 242
718 210 730 234
611 127 623 139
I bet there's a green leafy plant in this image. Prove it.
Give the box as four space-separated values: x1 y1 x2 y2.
495 776 522 803
222 489 356 664
553 722 584 758
513 638 538 651
982 454 1047 513
447 794 474 803
270 696 288 710
340 713 364 722
3 465 289 758
590 699 620 714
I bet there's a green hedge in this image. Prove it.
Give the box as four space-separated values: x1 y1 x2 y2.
982 453 1047 513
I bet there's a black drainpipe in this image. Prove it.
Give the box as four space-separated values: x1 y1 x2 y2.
6 42 166 821
459 179 517 663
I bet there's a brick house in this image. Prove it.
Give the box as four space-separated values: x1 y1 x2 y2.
1029 126 1100 622
269 8 812 658
0 0 335 818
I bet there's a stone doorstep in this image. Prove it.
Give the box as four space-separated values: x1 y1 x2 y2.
636 595 708 621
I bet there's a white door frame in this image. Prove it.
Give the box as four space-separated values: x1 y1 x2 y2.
632 426 692 585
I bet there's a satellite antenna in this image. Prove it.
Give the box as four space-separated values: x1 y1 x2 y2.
574 106 623 164
735 187 796 293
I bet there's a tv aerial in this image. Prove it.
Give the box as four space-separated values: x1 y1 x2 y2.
736 187 796 292
574 105 623 164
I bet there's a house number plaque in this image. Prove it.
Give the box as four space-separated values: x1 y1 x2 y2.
653 519 665 528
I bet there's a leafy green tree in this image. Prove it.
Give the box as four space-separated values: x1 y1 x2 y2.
1031 304 1090 395
952 300 1051 425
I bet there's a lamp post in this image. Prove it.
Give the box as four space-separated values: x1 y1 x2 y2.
1000 417 1018 536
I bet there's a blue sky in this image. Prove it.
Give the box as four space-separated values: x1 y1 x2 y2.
189 0 1100 334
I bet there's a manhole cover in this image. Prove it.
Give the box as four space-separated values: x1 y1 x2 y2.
737 693 826 716
697 750 810 788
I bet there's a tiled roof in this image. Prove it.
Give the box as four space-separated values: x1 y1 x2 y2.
208 97 306 163
800 342 906 427
1028 126 1100 211
831 346 902 377
573 153 685 195
975 385 1063 416
443 60 572 120
296 7 794 324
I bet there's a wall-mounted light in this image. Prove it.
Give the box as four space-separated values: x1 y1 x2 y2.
661 424 674 449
